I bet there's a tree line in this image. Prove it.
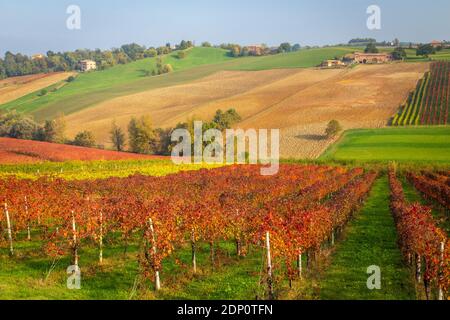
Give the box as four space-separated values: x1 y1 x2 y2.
0 108 241 156
220 42 301 57
0 40 195 80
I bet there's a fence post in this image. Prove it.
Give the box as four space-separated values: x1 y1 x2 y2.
298 253 302 279
266 231 274 300
25 196 31 241
4 202 14 256
415 254 421 282
191 229 197 274
72 211 78 266
99 211 103 264
148 218 161 291
438 242 445 301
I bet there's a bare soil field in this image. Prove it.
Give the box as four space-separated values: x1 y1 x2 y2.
65 63 429 158
0 72 75 105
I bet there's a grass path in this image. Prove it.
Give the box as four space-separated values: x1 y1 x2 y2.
319 175 416 300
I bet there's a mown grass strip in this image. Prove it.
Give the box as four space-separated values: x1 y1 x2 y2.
319 176 416 300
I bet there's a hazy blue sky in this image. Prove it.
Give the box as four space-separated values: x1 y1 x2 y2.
1 0 449 55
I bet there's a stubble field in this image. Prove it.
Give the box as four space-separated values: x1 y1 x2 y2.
65 63 429 158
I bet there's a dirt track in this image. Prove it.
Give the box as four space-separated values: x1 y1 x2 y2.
66 63 429 158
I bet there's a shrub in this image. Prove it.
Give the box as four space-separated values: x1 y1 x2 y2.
325 120 342 138
73 131 96 147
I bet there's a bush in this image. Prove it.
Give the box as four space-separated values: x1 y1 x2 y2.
162 64 173 74
177 51 187 59
67 76 76 82
38 89 48 96
325 120 342 138
72 131 96 147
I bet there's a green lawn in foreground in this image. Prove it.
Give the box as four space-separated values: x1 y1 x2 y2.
320 176 416 300
320 127 450 163
0 47 356 121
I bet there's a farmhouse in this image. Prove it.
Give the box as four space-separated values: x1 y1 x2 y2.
31 54 45 60
321 60 345 68
80 60 97 72
430 40 443 48
353 52 393 64
246 45 264 56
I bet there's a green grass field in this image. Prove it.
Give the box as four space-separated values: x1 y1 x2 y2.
320 127 450 163
319 176 416 300
0 47 356 122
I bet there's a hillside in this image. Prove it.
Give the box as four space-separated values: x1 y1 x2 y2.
0 72 75 105
0 47 356 121
64 62 429 159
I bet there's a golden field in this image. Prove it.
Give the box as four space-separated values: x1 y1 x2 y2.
65 63 429 158
0 72 75 105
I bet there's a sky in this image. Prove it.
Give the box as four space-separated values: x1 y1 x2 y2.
0 0 449 55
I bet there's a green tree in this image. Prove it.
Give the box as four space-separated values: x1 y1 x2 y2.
416 44 436 57
202 42 212 47
364 42 379 53
128 116 157 154
177 50 187 59
52 113 67 143
153 128 173 155
73 131 96 147
212 109 242 131
110 121 126 151
278 43 292 53
325 120 342 138
392 47 407 60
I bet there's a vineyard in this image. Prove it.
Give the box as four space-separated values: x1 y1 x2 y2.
0 163 449 299
0 137 164 164
392 61 450 126
0 164 381 299
389 169 449 299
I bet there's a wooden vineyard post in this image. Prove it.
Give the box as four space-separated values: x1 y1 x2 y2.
191 229 197 274
148 218 161 291
72 212 78 266
297 253 302 279
4 202 14 257
210 242 215 268
331 229 335 246
438 242 445 301
99 211 103 264
265 231 274 300
25 196 31 241
415 254 421 282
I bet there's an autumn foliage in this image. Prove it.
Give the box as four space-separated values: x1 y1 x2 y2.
388 169 449 299
0 137 165 164
0 164 377 295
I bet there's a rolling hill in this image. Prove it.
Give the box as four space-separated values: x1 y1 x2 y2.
0 72 75 105
0 47 356 121
64 62 429 158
